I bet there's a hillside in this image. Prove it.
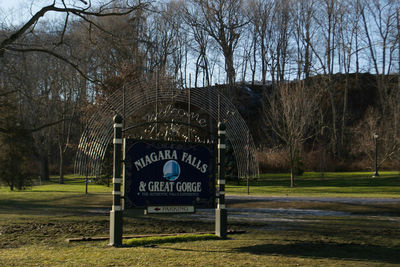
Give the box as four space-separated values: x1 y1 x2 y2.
226 73 400 171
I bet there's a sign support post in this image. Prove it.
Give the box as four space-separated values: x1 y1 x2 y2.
109 114 123 246
216 122 227 238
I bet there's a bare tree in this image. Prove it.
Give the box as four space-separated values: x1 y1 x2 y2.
292 0 316 80
302 0 341 156
0 0 149 82
351 102 400 171
335 0 360 148
249 0 275 85
151 1 182 73
190 0 249 90
263 81 321 187
54 68 80 184
359 0 398 115
273 0 292 83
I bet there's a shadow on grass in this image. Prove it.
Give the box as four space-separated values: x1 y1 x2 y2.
0 194 111 216
235 241 400 264
123 234 220 247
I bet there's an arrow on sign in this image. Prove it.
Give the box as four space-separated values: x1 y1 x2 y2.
147 206 195 214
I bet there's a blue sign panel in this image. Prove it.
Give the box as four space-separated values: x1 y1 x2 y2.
124 140 215 209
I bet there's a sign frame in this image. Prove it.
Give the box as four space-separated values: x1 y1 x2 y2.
123 139 216 211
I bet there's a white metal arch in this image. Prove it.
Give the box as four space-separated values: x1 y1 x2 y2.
74 77 259 180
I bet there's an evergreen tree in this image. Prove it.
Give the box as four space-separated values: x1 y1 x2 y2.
0 92 35 190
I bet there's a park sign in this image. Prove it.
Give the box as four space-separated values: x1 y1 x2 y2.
124 140 215 210
109 116 227 246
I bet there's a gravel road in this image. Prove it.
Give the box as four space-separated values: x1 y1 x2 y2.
226 195 400 204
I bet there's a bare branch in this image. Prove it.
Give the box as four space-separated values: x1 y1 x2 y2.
0 4 56 56
57 12 70 46
7 47 101 85
30 119 67 133
0 119 66 134
0 2 149 56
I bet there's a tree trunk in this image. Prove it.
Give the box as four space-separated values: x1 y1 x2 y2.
261 38 266 85
289 147 295 188
203 54 210 87
251 32 257 85
304 28 311 79
9 180 14 191
59 144 64 184
327 76 338 156
290 166 295 188
40 152 49 182
223 48 236 89
341 73 349 149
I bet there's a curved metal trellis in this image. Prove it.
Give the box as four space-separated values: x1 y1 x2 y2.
74 76 259 180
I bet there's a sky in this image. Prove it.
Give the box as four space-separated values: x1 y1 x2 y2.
2 0 395 84
1 0 51 26
0 0 88 27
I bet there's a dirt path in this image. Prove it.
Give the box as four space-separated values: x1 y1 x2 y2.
226 195 400 204
173 195 400 224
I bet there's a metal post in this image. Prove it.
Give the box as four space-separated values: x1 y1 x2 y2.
155 70 159 137
247 130 250 195
122 84 126 129
373 133 379 177
109 114 123 246
85 176 88 195
216 122 227 238
188 73 191 142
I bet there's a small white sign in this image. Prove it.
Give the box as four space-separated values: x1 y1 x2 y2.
146 206 195 214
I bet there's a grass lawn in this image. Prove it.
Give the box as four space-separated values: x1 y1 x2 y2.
228 171 400 198
0 173 399 266
0 214 399 266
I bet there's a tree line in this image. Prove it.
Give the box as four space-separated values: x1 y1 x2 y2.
0 0 399 189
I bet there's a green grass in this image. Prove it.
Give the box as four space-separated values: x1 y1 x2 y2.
0 175 112 216
35 174 112 193
1 173 400 266
2 171 399 198
0 220 399 266
228 171 400 197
